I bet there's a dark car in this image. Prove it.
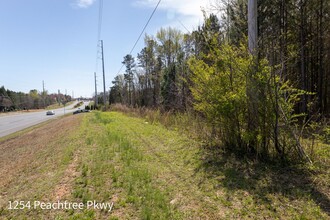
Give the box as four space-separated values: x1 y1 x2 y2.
73 109 83 114
46 110 55 115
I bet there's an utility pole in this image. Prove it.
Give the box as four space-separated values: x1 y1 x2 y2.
248 0 258 55
42 80 45 108
58 89 61 106
101 40 106 109
247 0 258 150
94 72 98 108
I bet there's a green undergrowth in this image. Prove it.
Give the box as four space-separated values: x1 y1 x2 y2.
70 111 181 219
7 111 326 219
0 111 330 220
70 111 329 219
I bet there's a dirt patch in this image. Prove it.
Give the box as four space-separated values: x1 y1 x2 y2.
51 153 80 201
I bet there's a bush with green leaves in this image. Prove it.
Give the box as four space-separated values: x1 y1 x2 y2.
188 41 311 162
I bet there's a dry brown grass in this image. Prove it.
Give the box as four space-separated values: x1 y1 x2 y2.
0 114 83 216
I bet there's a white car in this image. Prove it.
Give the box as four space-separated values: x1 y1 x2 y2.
46 110 55 115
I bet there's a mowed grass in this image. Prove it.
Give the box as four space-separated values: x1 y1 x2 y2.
0 111 329 219
0 114 84 219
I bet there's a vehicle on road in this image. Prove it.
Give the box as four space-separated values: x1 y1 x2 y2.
46 110 55 115
73 109 82 114
73 109 90 115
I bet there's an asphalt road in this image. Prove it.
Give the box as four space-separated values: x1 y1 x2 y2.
0 101 89 138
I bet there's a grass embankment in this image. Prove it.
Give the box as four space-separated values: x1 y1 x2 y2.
0 114 83 219
46 101 75 110
0 111 329 219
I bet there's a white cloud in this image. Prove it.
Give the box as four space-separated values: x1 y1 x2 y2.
134 0 211 32
74 0 96 8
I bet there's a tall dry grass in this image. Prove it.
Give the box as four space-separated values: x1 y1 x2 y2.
110 104 214 143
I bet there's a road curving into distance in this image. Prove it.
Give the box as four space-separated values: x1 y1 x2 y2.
0 101 89 138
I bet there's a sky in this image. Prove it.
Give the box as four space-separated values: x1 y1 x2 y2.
0 0 212 98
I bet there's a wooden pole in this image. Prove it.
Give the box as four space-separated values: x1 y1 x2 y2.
248 0 257 55
101 40 106 109
94 72 98 108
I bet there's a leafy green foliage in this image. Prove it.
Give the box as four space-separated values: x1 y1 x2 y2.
188 41 312 161
189 43 249 148
108 2 330 163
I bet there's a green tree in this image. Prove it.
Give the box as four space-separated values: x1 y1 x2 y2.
110 74 125 104
122 54 136 106
137 35 159 107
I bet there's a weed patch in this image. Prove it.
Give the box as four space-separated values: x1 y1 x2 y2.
1 111 328 219
70 112 180 219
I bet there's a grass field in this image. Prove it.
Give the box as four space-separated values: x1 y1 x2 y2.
0 111 329 219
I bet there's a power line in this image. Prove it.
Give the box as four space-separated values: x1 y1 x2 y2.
177 19 190 33
116 0 162 76
95 0 104 73
129 0 161 55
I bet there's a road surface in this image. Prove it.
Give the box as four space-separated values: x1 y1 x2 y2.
0 101 89 138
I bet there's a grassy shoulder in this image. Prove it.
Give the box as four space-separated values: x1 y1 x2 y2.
0 114 84 219
82 111 329 219
46 101 75 110
0 111 328 219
